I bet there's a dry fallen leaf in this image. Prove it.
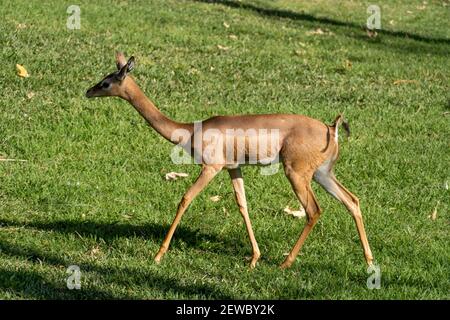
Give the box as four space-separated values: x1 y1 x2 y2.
165 172 189 181
210 195 221 202
294 49 306 56
344 59 353 69
0 155 27 162
307 28 334 36
284 206 306 218
229 34 238 40
26 92 35 99
223 22 230 29
428 202 439 221
188 67 200 75
89 245 101 257
431 208 437 220
366 29 378 38
16 23 27 30
307 28 324 35
393 79 418 85
16 64 29 78
217 44 230 51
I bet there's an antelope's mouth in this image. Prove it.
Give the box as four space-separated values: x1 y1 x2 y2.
85 88 94 98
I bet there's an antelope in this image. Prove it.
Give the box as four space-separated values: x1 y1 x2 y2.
85 52 374 269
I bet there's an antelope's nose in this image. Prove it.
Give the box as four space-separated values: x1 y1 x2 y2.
85 89 92 98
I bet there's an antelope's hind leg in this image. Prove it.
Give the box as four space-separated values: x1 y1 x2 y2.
314 165 374 265
281 165 322 269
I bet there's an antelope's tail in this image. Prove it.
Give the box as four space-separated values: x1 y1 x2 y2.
331 114 350 141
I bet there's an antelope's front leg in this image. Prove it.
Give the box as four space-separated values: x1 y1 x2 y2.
155 165 220 263
228 168 261 269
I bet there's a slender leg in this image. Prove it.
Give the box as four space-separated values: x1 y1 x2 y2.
228 167 260 269
314 170 374 265
154 165 220 263
281 170 322 269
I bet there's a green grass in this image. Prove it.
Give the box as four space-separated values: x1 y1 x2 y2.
0 0 449 299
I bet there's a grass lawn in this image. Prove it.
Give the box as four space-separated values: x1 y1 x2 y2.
0 0 449 299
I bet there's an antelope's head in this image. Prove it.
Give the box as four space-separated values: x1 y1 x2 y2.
85 52 135 99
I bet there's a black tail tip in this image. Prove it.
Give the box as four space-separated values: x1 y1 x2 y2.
342 120 350 137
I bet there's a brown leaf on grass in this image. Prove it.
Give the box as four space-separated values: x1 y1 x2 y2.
223 22 230 29
89 245 101 258
294 49 306 56
306 28 334 36
27 92 35 99
228 34 238 40
217 45 230 51
16 64 29 78
431 209 437 220
344 59 353 69
428 202 439 221
366 29 378 38
428 208 437 221
165 172 189 181
393 79 418 85
188 67 200 75
307 28 323 35
0 155 27 162
284 206 306 218
16 23 27 30
210 195 221 202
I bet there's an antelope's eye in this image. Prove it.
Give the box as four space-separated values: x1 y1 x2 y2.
101 82 110 89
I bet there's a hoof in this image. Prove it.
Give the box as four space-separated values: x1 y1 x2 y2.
366 255 374 267
246 253 260 269
154 253 164 264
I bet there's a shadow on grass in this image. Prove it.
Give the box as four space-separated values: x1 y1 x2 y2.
196 0 450 57
0 267 118 299
0 218 245 257
0 238 233 299
196 0 450 45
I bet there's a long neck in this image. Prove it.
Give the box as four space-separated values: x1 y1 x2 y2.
123 80 193 144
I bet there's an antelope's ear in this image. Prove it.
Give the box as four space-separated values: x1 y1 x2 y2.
115 51 127 70
116 56 135 81
126 56 135 72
